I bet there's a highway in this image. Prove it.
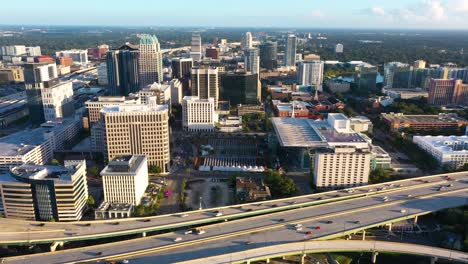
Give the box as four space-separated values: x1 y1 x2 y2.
0 172 466 245
3 173 468 264
179 240 468 264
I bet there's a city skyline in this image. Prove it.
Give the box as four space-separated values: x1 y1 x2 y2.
2 0 468 29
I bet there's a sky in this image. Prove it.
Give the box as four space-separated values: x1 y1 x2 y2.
2 0 468 29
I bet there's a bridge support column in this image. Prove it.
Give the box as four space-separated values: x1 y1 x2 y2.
362 230 366 240
414 216 418 224
142 232 146 237
266 258 270 263
371 251 379 264
301 254 306 264
387 223 393 232
430 256 438 264
50 241 63 252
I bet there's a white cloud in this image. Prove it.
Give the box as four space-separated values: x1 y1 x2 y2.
370 7 386 16
448 0 468 12
310 10 325 18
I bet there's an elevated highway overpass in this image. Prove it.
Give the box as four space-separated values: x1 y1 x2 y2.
3 172 468 264
180 240 468 264
0 171 466 246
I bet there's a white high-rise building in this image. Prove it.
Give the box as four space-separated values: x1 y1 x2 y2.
0 45 26 56
335 43 344 53
190 33 202 61
138 82 171 106
242 32 253 49
138 34 163 86
101 155 149 206
170 79 183 105
182 96 218 132
85 96 142 125
55 50 88 65
97 63 108 86
285 35 297 66
41 81 74 121
244 48 260 74
314 146 371 189
298 60 324 90
100 102 170 173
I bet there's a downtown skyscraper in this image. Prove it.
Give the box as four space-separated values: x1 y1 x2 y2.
138 34 163 86
285 34 297 67
190 33 202 61
244 48 260 74
106 44 140 96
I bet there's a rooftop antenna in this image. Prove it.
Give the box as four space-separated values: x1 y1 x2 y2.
314 78 319 101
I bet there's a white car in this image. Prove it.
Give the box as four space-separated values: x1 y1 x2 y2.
197 230 206 235
400 209 407 213
215 212 223 217
296 227 303 231
184 230 193 235
174 237 183 242
294 224 303 228
180 214 189 218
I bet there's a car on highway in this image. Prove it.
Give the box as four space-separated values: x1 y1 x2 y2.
324 220 333 224
315 226 321 230
95 252 102 256
400 209 407 213
174 237 183 242
196 228 206 235
244 241 254 245
215 212 223 217
180 214 189 218
351 220 360 224
184 230 193 235
278 218 285 222
294 224 303 228
306 231 313 235
296 227 303 231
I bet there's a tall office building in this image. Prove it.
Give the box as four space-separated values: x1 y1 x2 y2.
85 96 141 125
170 79 183 105
297 60 324 90
242 32 253 49
220 72 259 105
191 66 219 107
190 33 202 61
101 155 149 206
138 82 171 106
259 41 278 70
138 35 163 86
335 43 344 53
428 79 468 106
107 44 140 96
244 48 260 74
354 64 378 93
23 62 59 125
414 60 426 69
285 35 297 67
0 160 88 221
41 81 74 121
171 58 193 80
384 62 413 88
100 102 170 173
182 96 217 132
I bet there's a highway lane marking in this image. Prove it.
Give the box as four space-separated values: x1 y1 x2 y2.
2 176 462 244
61 188 468 264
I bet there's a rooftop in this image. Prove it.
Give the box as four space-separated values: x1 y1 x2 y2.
101 155 147 175
382 113 468 124
101 103 168 114
414 135 468 154
0 118 78 156
1 161 85 184
272 116 369 148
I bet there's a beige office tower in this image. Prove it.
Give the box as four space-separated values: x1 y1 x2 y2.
413 60 426 69
191 66 219 108
100 101 170 173
138 34 163 86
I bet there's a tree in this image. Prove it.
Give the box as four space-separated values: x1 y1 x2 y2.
264 171 298 198
88 166 99 177
48 159 60 166
87 195 95 207
149 166 162 174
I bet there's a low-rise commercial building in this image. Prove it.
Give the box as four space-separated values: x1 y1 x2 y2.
0 117 82 169
381 113 468 132
0 160 88 221
101 155 148 206
413 135 468 169
382 88 428 100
